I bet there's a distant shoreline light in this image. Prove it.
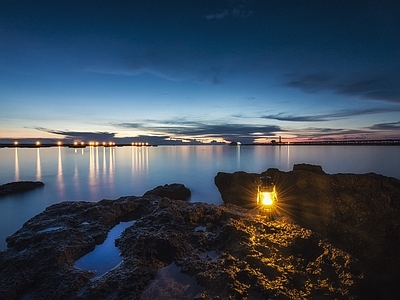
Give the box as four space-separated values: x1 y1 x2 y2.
1 140 156 148
1 139 400 148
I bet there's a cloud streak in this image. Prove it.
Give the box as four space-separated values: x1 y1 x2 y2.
262 107 400 122
370 121 400 131
285 72 400 103
35 127 116 141
205 0 254 20
118 120 282 143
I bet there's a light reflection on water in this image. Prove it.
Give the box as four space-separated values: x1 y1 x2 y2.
14 148 19 182
36 148 41 181
0 145 399 250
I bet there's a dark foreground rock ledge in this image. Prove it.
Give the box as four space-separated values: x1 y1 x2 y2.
1 194 363 299
215 164 400 299
0 181 44 197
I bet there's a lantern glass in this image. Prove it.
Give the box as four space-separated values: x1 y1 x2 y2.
257 176 277 209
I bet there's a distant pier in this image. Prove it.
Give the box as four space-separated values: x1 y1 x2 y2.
0 142 155 148
234 139 400 146
283 139 400 146
1 139 399 148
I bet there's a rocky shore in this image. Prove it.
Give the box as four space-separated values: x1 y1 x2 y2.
0 181 44 197
1 165 399 299
215 164 400 298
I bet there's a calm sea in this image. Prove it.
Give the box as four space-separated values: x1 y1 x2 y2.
0 145 399 249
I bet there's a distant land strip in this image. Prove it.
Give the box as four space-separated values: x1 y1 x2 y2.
251 139 400 146
0 143 155 148
1 139 399 148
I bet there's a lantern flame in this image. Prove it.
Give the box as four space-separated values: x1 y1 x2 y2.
257 176 277 210
259 191 275 206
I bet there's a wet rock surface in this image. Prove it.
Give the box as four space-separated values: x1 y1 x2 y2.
215 164 400 299
0 181 44 197
0 194 363 299
143 183 191 201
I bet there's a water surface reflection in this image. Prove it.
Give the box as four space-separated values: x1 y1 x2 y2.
1 145 400 250
36 148 41 181
75 220 136 277
14 148 19 182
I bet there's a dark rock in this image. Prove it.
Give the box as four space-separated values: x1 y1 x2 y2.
0 181 44 197
214 171 259 208
143 183 191 200
215 164 400 299
293 163 326 174
0 192 364 299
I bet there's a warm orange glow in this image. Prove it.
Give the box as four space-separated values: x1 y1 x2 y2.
81 142 84 146
14 141 18 145
257 181 277 210
95 142 99 146
74 142 78 146
36 141 41 146
57 141 62 146
259 191 275 206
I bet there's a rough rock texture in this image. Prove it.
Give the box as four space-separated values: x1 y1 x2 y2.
143 183 191 200
0 195 363 299
214 171 260 208
0 181 44 197
215 164 400 299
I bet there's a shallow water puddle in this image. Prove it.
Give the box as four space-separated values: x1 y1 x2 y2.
74 220 135 277
141 262 203 299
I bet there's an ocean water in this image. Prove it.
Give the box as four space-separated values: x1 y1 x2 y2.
0 145 399 249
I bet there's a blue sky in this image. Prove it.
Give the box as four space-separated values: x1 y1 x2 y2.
1 0 399 144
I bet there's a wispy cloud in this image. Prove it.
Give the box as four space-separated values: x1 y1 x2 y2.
205 8 253 19
205 0 254 20
285 72 400 103
262 107 400 122
370 121 400 131
31 121 282 144
290 127 375 141
205 9 230 20
118 120 282 143
35 127 116 141
85 45 227 85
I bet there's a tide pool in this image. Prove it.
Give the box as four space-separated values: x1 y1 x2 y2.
75 220 136 277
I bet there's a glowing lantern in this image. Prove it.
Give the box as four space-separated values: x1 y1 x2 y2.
257 176 277 210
